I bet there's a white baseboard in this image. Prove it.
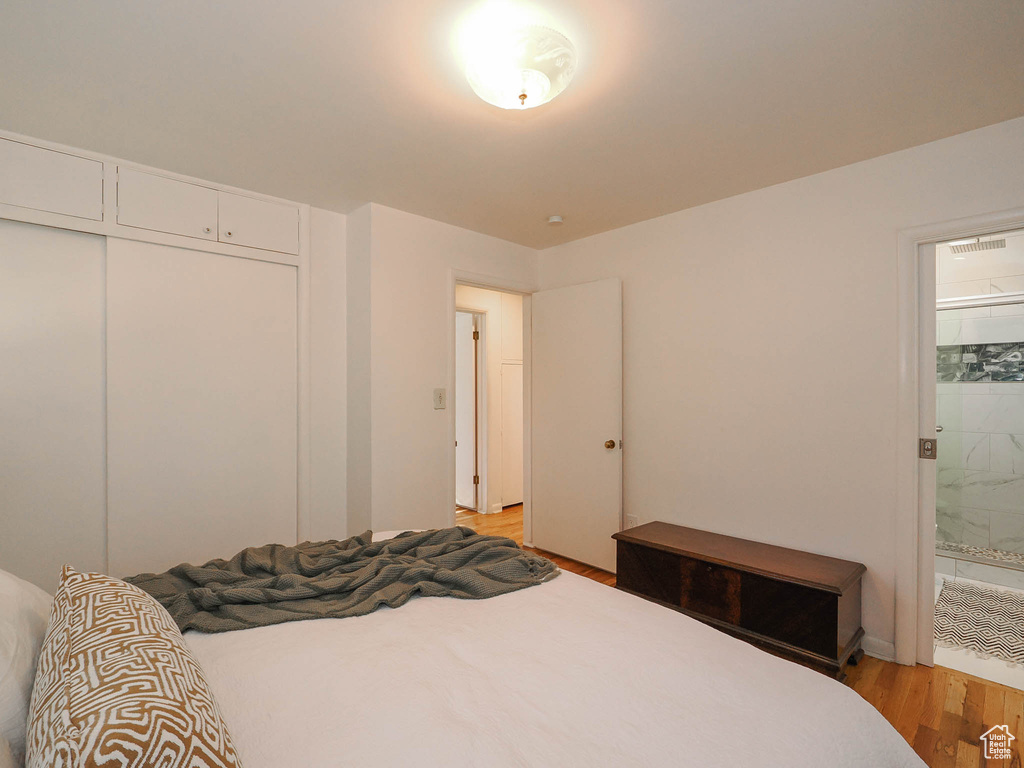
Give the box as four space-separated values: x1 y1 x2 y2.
862 636 896 662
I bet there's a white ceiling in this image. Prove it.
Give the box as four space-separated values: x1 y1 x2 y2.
2 0 1023 249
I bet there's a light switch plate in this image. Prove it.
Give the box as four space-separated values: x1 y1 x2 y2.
625 514 639 529
433 388 447 410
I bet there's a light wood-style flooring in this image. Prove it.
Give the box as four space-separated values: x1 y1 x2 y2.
455 505 1024 768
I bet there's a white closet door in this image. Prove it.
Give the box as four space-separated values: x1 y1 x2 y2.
0 220 106 591
501 363 523 506
106 240 298 577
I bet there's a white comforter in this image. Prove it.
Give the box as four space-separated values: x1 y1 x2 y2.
186 536 924 768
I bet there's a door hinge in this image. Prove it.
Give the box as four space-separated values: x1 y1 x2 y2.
473 330 479 340
473 475 479 485
919 438 937 460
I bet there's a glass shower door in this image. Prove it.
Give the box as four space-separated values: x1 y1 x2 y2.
936 308 964 551
935 301 1024 582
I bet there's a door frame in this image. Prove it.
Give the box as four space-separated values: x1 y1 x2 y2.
447 269 535 543
896 206 1024 666
454 309 485 512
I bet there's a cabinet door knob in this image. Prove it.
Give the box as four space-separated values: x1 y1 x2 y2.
224 231 233 238
203 226 212 234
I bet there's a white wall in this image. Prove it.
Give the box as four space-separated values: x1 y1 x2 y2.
365 204 536 532
309 208 348 541
537 116 1024 654
346 205 373 534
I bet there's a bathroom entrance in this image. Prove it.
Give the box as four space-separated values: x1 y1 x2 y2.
933 226 1024 688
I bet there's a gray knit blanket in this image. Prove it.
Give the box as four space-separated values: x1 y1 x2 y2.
126 527 559 633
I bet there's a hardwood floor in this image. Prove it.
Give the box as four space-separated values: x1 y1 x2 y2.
455 505 614 585
846 654 1023 767
455 505 1024 767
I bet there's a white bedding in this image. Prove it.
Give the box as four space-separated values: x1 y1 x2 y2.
186 536 924 768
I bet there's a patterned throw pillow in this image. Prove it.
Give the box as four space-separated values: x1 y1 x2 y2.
25 566 240 768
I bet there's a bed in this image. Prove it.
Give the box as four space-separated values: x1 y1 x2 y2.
176 531 925 768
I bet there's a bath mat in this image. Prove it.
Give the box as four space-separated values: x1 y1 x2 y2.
934 579 1024 666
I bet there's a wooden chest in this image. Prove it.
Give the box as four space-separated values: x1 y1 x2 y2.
613 522 866 681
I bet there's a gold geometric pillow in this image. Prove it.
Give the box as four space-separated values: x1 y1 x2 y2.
25 566 240 768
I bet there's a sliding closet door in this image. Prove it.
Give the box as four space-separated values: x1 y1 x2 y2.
106 240 297 577
0 220 106 591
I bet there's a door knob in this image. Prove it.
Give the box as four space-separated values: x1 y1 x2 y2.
605 439 616 449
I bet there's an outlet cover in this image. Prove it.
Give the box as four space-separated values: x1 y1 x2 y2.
625 514 639 529
433 388 447 409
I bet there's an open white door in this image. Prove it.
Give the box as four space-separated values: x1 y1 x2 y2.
532 278 622 572
455 311 478 509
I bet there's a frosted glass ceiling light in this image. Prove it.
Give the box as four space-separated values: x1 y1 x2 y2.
462 23 577 110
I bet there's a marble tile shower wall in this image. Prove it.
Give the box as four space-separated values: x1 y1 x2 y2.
936 380 1024 556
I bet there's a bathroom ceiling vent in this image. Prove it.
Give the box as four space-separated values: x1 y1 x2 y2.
950 238 1006 254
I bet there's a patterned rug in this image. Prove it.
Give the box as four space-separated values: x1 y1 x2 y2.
934 579 1024 665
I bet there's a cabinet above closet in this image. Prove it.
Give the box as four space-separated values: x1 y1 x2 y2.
0 138 103 220
0 130 307 269
117 168 299 255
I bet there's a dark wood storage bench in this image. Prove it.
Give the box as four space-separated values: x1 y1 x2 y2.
613 522 866 681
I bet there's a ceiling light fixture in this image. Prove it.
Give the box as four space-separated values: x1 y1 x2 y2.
457 4 577 110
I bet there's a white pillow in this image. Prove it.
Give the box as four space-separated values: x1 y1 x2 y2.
0 570 52 768
0 737 15 768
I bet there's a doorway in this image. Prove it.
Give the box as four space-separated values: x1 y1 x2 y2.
896 207 1024 668
931 227 1024 688
454 285 525 542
